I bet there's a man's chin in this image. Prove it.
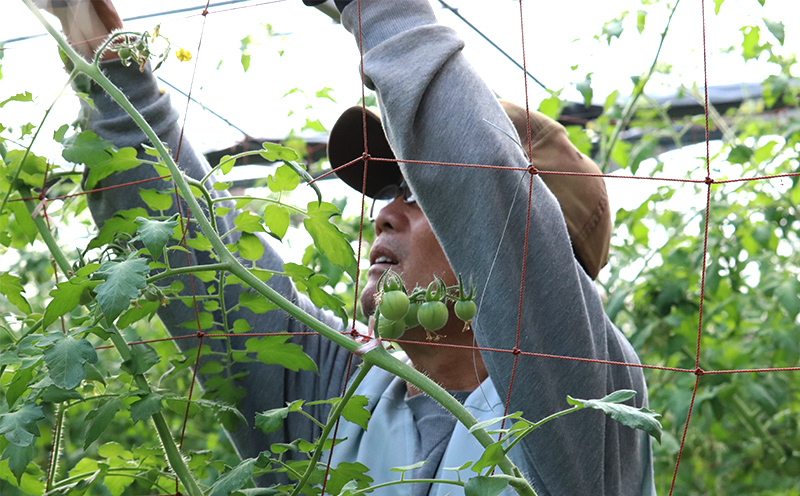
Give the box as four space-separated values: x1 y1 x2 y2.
359 284 378 318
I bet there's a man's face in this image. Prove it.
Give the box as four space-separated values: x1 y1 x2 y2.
361 195 456 317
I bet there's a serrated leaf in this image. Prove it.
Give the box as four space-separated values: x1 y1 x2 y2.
42 333 98 390
84 398 122 449
84 147 143 190
0 404 44 447
130 393 163 424
465 475 509 496
303 202 356 280
567 390 662 442
6 367 35 409
135 216 179 259
94 257 150 323
208 458 256 496
329 394 371 431
121 343 161 376
62 131 113 165
43 277 99 327
139 188 173 211
245 336 318 372
0 92 33 108
0 272 30 314
5 149 48 188
238 232 265 261
1 441 35 484
255 406 290 434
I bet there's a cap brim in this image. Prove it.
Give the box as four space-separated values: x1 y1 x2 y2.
328 106 402 198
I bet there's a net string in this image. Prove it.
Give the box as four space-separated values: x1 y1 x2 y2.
23 1 799 494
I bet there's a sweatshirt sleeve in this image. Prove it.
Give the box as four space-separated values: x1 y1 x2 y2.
82 61 359 471
340 1 654 494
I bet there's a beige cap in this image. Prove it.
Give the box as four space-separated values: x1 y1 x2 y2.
328 101 612 279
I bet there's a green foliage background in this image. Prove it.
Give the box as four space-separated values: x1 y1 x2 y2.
2 0 800 494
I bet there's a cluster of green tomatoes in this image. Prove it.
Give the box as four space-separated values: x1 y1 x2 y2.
374 271 477 341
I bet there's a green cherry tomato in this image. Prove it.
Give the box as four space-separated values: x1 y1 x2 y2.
454 300 477 322
377 317 406 340
404 302 420 328
379 290 410 322
417 301 448 332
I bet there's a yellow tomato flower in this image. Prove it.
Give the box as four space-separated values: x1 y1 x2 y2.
176 48 192 62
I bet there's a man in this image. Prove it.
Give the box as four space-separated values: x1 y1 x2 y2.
43 0 655 494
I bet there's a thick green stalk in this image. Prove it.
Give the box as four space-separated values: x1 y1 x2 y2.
24 3 536 494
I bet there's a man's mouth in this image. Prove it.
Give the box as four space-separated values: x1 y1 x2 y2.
373 255 398 265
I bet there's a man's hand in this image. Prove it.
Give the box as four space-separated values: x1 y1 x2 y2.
35 0 123 60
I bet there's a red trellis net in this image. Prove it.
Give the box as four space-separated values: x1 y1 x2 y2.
11 0 800 495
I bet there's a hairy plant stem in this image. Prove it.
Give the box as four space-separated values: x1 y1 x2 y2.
25 2 536 494
290 362 373 496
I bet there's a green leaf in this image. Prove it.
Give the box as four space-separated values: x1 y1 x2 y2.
329 394 371 431
84 398 122 449
239 290 278 314
727 145 753 165
232 319 252 333
217 154 235 174
264 204 290 239
245 336 318 372
42 332 98 390
303 201 356 280
267 164 300 193
1 441 35 484
94 256 150 323
6 367 35 409
713 0 724 14
255 406 290 434
0 404 44 447
139 188 173 211
130 393 163 424
238 232 265 261
470 441 505 474
121 343 161 376
465 475 509 496
575 74 593 107
0 272 30 314
468 412 522 434
260 142 300 162
43 277 98 327
740 26 763 61
763 19 785 45
315 87 337 102
234 210 267 233
390 461 426 473
208 458 256 496
567 390 662 442
4 149 48 188
135 215 179 259
61 130 112 165
636 10 646 34
0 92 33 108
601 12 627 44
39 385 83 403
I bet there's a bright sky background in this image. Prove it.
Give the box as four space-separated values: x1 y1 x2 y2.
2 0 799 266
